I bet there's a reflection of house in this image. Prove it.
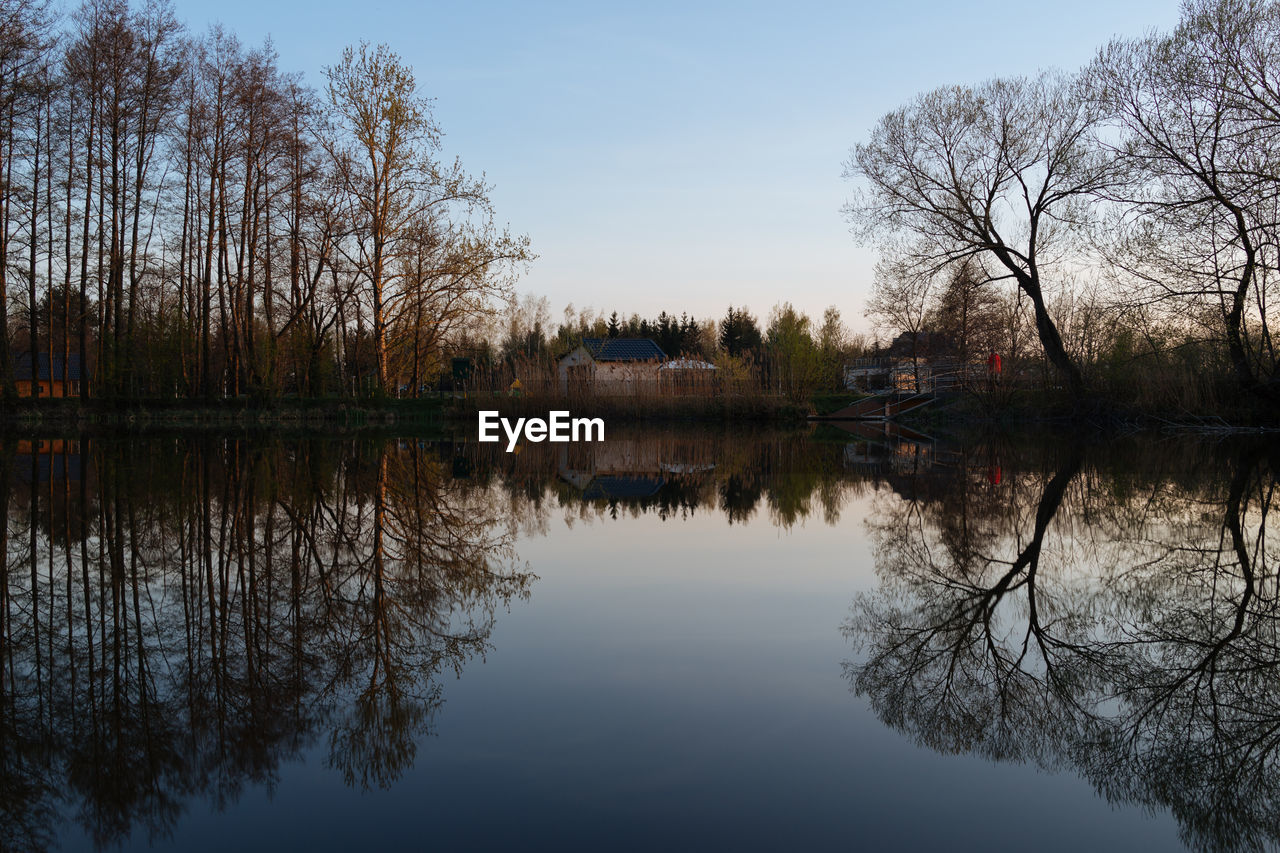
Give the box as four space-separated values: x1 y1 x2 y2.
581 476 664 500
558 338 665 394
12 352 88 397
558 439 664 488
556 436 719 502
557 439 678 500
837 422 939 474
15 439 83 483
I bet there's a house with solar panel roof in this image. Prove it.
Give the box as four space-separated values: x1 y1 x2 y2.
557 337 666 394
10 352 89 398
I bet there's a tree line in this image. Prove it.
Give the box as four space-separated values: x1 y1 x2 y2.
0 0 529 403
475 295 861 401
846 0 1280 412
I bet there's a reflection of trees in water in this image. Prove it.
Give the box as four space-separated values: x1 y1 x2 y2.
845 441 1280 853
6 428 1262 851
0 438 530 852
461 427 881 530
461 428 1236 541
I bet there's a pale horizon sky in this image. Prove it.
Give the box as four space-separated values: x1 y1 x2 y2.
166 0 1184 335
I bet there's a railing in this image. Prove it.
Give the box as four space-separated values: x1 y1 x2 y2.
845 359 1029 394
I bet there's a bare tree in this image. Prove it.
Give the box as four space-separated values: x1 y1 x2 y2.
0 0 55 399
845 73 1115 401
866 250 936 392
927 258 1002 375
324 41 492 395
1090 0 1280 403
0 11 527 403
387 213 529 395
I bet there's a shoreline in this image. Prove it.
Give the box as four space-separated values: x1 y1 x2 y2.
1 392 1276 434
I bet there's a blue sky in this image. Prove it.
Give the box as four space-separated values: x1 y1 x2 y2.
168 0 1183 333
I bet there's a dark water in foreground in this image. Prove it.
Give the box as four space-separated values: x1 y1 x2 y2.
0 425 1276 851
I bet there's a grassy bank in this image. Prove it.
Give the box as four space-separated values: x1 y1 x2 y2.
891 387 1280 432
810 392 871 415
0 396 450 431
6 384 1274 434
1 392 807 432
451 391 810 423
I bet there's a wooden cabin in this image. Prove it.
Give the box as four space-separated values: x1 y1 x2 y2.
12 352 88 398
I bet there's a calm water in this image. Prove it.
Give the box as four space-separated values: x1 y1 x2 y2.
0 426 1275 851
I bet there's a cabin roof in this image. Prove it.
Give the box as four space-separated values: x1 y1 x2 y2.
580 338 666 362
11 352 87 382
582 475 665 500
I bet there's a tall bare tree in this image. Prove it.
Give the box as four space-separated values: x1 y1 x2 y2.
324 41 492 395
845 73 1115 401
1090 0 1280 403
0 9 526 403
0 0 55 399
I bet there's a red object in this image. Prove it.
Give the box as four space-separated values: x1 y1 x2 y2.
987 352 1002 373
988 465 1002 486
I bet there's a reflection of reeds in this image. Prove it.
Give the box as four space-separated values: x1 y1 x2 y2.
449 424 1280 534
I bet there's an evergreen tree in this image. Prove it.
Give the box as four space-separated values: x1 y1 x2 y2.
719 306 762 357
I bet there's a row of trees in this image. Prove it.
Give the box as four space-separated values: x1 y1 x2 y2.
846 0 1280 410
0 0 529 401
492 297 720 365
483 296 864 400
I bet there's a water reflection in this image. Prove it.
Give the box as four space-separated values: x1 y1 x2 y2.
0 437 531 852
0 423 968 851
457 425 895 528
844 440 1280 852
4 427 1277 852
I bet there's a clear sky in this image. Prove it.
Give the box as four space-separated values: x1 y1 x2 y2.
167 0 1183 333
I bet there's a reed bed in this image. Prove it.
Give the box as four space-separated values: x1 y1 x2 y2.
453 388 808 423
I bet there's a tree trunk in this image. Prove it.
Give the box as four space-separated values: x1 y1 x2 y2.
1019 274 1085 401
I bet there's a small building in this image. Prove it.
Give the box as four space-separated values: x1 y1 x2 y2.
843 358 893 391
11 352 88 398
15 438 84 483
657 358 717 395
558 338 666 394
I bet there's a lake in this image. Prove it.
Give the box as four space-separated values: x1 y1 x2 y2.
0 425 1275 851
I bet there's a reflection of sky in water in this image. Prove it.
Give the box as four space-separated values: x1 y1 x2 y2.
18 430 1271 852
70 482 1185 852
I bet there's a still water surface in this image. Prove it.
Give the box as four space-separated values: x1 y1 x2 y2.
1 426 1275 851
